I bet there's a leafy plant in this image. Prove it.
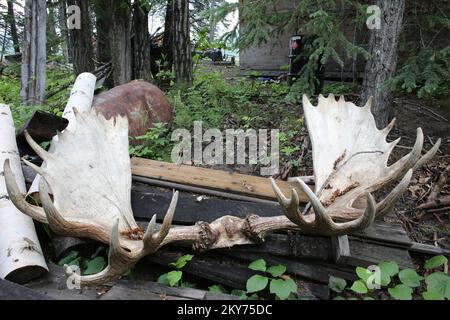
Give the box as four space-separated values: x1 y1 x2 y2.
157 254 195 288
329 256 450 300
129 123 172 161
243 259 298 300
57 246 107 276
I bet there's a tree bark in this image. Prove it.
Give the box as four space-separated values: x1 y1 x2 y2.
0 104 48 283
109 0 132 86
20 0 47 105
131 2 153 82
162 0 174 71
58 0 70 61
360 0 406 129
173 0 193 86
67 0 95 75
46 0 59 56
6 0 20 53
93 0 111 64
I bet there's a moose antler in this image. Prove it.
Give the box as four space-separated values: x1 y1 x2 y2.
3 95 440 286
270 95 440 234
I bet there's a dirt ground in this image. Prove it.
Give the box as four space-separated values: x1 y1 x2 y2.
203 62 450 250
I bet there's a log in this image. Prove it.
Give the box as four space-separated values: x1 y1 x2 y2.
0 104 48 283
0 278 52 300
27 72 97 198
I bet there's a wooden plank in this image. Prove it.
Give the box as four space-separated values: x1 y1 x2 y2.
100 286 189 300
132 184 282 223
0 278 53 300
225 251 357 284
331 236 351 264
25 263 100 300
409 243 450 257
146 248 328 300
352 220 412 247
116 279 238 300
347 238 415 269
131 157 310 202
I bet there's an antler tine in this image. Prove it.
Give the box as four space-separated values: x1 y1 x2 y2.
24 130 52 162
295 178 376 235
39 178 72 235
143 190 178 253
64 219 134 287
270 178 310 227
3 159 47 223
414 138 441 170
376 169 413 219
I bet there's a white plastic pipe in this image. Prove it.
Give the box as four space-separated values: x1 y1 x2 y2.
0 104 48 283
27 72 97 197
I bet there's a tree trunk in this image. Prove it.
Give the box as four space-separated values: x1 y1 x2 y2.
131 2 153 82
93 0 111 65
67 0 95 75
6 0 20 53
58 0 70 61
20 0 47 105
173 0 193 86
109 0 132 86
360 0 406 129
162 0 174 71
46 1 59 56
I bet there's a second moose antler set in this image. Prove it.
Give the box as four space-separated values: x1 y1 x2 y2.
3 94 441 286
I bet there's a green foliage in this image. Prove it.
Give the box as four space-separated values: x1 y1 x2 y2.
385 47 450 98
129 123 172 161
157 254 195 288
57 247 106 276
424 255 448 270
243 259 298 300
213 0 369 98
328 256 450 300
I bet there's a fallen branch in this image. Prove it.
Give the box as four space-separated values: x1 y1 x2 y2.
416 195 450 211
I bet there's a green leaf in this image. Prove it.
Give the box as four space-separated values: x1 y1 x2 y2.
209 284 228 294
379 261 399 277
167 270 183 287
388 284 413 300
58 250 79 266
266 265 286 278
350 280 368 294
398 269 424 288
333 296 346 300
246 275 269 293
425 272 450 299
422 291 445 300
170 254 194 270
356 267 371 282
157 273 169 285
363 297 376 300
90 246 105 259
328 276 347 293
83 257 106 275
424 255 448 270
248 259 267 272
269 278 297 300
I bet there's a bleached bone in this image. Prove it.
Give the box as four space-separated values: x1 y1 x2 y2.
271 94 440 233
4 95 440 286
